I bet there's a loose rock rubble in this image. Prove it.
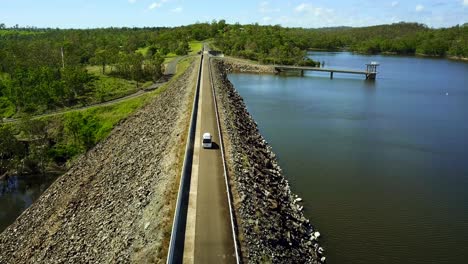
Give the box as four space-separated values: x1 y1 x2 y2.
211 59 325 264
222 57 277 74
0 60 198 264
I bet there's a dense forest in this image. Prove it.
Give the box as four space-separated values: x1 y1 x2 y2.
0 21 467 177
0 27 196 118
214 22 468 61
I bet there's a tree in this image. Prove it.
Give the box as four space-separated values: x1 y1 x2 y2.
61 66 94 105
90 49 110 74
63 112 99 151
0 124 25 176
128 53 145 86
146 53 165 82
18 117 50 174
64 112 83 145
175 41 190 55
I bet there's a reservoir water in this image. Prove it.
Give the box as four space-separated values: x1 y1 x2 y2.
228 52 468 264
0 174 58 232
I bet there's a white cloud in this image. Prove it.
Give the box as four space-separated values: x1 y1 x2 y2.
295 3 308 13
391 1 399 7
263 16 272 22
464 0 468 6
128 0 136 3
148 0 168 10
171 7 183 13
294 3 333 17
415 4 424 12
149 2 161 9
259 1 279 13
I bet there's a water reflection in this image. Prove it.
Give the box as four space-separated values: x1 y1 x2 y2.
0 174 58 232
228 51 468 264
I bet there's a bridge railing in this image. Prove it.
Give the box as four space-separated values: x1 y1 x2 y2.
166 55 203 264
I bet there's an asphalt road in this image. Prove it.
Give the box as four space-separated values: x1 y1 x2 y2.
193 55 236 263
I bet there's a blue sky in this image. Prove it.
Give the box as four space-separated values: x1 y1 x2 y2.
0 0 467 28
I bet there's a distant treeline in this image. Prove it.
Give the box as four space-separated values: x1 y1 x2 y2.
213 22 468 61
303 22 468 57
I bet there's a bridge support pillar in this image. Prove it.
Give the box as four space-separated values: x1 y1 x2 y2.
366 73 376 80
330 72 334 79
300 70 304 77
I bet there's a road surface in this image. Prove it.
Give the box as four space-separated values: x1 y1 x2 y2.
185 51 236 263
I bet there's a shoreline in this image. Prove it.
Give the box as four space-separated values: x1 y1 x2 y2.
308 49 468 62
221 56 277 74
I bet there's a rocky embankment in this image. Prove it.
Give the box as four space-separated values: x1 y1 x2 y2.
0 59 198 264
222 57 277 74
211 59 326 263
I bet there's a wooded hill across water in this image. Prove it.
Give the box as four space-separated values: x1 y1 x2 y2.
0 21 466 177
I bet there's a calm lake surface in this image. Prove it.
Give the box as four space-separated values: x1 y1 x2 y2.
0 175 57 232
229 52 468 264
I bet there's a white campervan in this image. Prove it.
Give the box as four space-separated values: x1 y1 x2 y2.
202 132 212 149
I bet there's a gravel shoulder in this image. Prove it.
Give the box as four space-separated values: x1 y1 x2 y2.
0 59 198 264
211 58 325 263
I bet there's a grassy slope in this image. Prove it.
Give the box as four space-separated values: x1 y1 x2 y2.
49 57 194 153
86 66 141 103
189 40 203 55
0 56 194 167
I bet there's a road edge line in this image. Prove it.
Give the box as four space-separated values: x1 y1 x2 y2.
208 56 242 264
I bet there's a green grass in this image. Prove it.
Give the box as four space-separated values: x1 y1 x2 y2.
59 55 193 151
136 46 150 57
0 97 15 118
2 48 195 168
138 40 203 65
86 66 140 103
74 95 149 142
189 40 203 55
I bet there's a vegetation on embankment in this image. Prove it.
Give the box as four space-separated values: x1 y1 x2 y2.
0 58 193 178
